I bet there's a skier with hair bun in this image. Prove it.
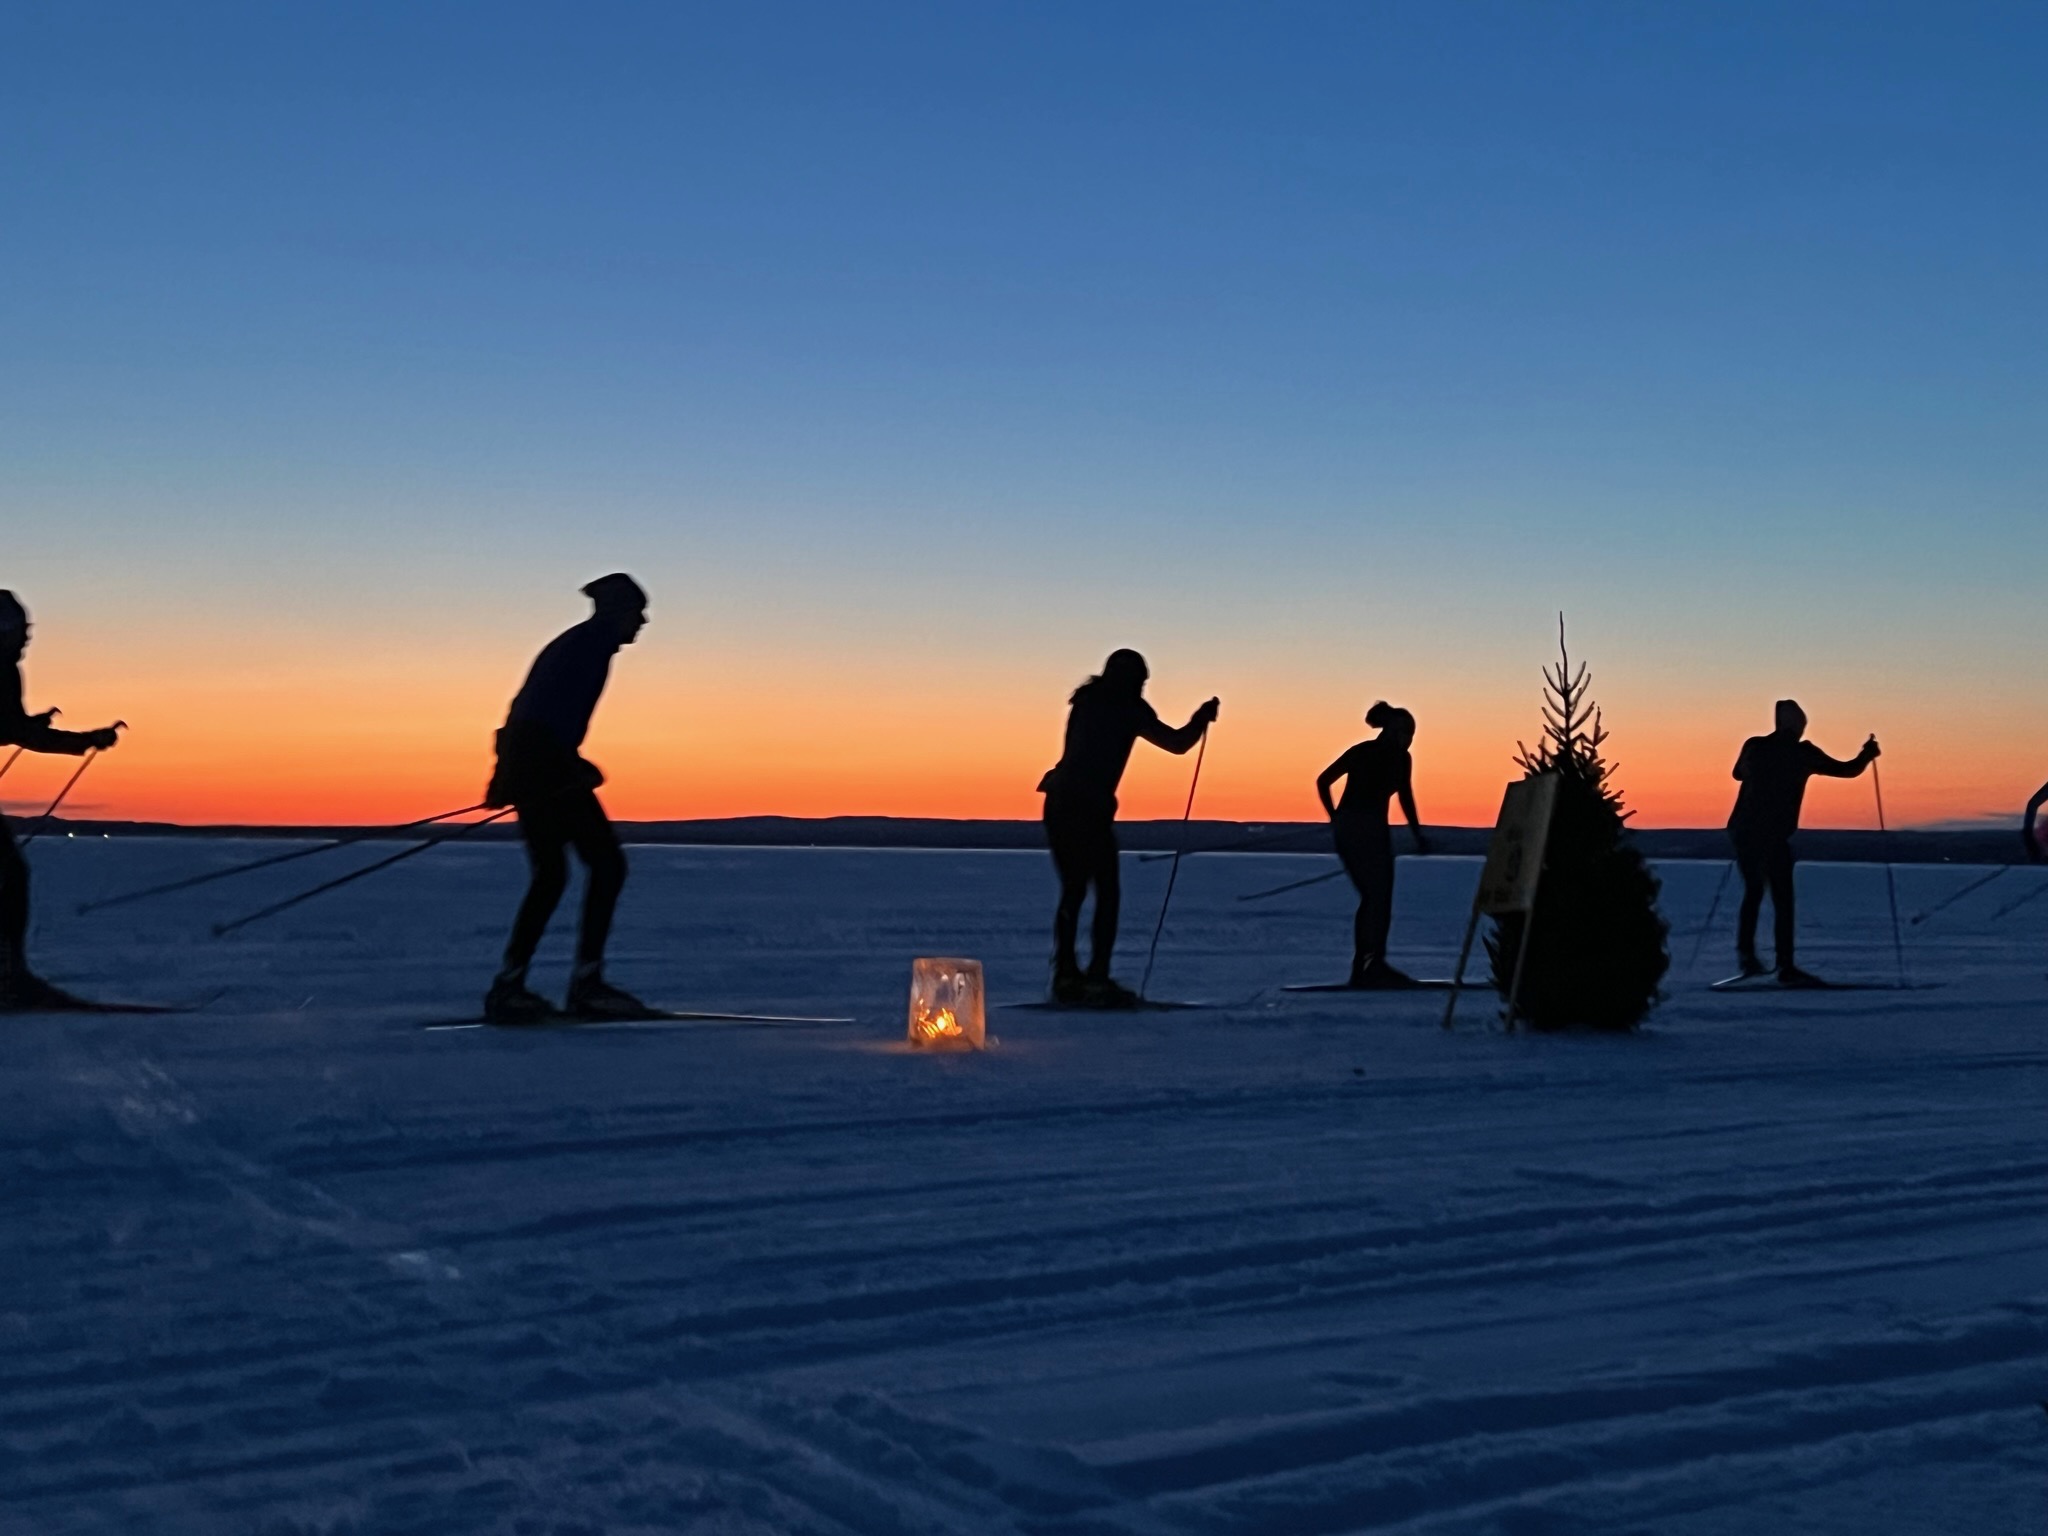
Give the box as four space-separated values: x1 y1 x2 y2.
1038 649 1219 1008
0 590 125 1010
483 573 650 1024
1317 701 1429 987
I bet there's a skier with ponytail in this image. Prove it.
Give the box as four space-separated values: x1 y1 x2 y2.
1317 701 1429 987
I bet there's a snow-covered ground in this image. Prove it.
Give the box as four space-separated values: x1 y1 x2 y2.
4 838 2046 1535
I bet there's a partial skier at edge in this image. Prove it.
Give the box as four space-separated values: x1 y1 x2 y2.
1726 698 1879 987
0 591 125 1010
1038 649 1219 1008
482 573 650 1024
2024 779 2047 862
1316 701 1430 987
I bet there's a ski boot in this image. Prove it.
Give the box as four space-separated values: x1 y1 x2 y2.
1734 950 1770 980
483 974 555 1025
1082 974 1141 1010
1776 964 1827 989
564 971 653 1021
0 958 87 1015
1051 964 1088 1007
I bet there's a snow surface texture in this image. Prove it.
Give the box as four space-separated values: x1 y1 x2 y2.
4 839 2046 1535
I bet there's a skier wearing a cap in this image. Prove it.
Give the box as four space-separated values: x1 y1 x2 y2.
1727 699 1880 987
0 591 124 1009
483 574 650 1023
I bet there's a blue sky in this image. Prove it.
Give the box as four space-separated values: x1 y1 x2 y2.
3 3 2044 824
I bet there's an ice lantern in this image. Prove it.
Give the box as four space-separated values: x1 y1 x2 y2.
907 958 986 1050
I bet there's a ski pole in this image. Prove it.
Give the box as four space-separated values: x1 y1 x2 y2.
77 800 490 916
211 806 517 937
1238 864 1345 903
1137 826 1318 863
1909 863 2012 926
17 746 108 850
1139 726 1208 1002
1685 859 1735 973
1872 762 1907 987
1990 877 2048 923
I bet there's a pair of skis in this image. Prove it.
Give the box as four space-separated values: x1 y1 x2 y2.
1707 971 1938 993
422 1005 853 1032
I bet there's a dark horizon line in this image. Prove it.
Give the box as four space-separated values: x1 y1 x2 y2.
20 814 2027 867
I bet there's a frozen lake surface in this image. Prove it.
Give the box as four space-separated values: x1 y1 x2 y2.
4 838 2046 1534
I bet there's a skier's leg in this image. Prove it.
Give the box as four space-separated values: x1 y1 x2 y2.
566 792 626 975
0 814 28 996
502 801 570 979
1734 845 1768 968
1362 835 1395 969
1045 806 1089 982
1769 844 1798 970
1086 821 1121 979
1334 826 1374 980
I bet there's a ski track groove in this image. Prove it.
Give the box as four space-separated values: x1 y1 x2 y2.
5 847 2046 1532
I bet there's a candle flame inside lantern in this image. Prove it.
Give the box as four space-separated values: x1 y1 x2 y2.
913 1004 961 1042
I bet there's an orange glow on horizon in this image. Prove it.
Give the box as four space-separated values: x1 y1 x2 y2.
6 617 2037 834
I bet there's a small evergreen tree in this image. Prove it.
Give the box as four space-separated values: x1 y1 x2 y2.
1487 619 1668 1030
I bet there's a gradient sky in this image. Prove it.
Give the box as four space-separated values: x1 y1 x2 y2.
4 3 2044 829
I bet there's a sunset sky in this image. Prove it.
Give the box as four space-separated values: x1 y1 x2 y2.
5 4 2044 829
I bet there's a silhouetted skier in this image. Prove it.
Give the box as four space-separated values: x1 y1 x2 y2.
0 591 123 1010
2025 780 2047 861
1727 699 1879 986
1038 649 1218 1007
483 574 648 1024
1317 702 1430 986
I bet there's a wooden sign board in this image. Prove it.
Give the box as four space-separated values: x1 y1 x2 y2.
1473 773 1560 915
1443 772 1561 1030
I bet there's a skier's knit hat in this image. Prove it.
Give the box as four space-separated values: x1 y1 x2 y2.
581 572 647 612
0 591 25 635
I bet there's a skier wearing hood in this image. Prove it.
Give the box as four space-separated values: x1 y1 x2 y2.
1038 649 1218 1006
1728 699 1879 986
0 591 124 1009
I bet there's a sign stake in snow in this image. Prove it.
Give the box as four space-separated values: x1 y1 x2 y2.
1442 773 1558 1031
907 958 986 1051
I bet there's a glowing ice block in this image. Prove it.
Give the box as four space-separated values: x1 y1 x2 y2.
906 957 986 1051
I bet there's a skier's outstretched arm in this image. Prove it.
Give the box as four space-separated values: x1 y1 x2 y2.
3 707 112 757
1812 735 1880 779
1138 696 1220 756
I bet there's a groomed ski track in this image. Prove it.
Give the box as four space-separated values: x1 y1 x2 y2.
3 840 2045 1533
